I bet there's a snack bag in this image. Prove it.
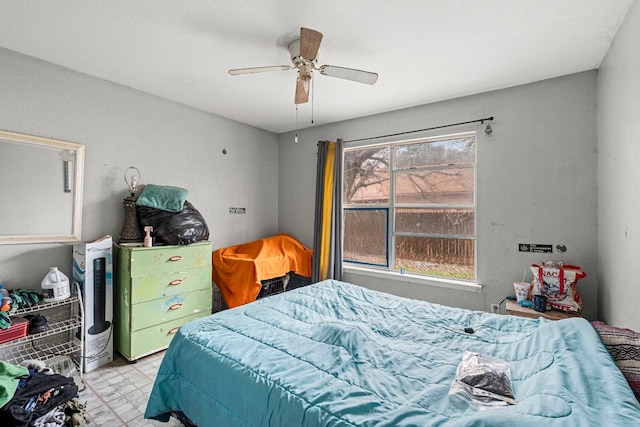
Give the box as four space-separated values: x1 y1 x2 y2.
530 261 586 313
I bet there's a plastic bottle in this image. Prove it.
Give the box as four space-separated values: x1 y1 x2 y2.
41 267 71 303
144 226 153 247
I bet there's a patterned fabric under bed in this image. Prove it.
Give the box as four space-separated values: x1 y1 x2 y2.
145 279 640 426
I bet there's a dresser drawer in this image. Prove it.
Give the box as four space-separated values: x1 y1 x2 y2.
128 312 206 360
130 288 211 331
130 266 211 304
127 242 212 277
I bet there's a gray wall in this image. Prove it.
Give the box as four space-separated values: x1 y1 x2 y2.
279 72 598 319
5 12 637 327
598 1 640 330
0 47 279 288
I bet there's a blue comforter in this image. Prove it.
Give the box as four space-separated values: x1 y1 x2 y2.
145 279 640 426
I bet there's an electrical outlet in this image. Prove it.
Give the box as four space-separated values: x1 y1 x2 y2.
490 303 500 314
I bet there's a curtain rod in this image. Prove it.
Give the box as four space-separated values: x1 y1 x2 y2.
342 116 494 143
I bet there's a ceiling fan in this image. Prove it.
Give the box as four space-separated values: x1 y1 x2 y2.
228 27 378 104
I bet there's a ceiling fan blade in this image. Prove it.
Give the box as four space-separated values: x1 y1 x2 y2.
295 73 310 104
299 27 323 60
228 65 293 75
318 65 378 85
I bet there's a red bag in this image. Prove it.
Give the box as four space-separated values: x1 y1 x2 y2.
529 262 586 313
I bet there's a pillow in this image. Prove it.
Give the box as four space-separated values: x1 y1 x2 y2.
592 321 640 401
136 184 188 213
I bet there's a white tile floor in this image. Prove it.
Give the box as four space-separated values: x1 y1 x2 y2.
81 350 184 427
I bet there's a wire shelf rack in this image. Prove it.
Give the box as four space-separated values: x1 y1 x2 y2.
11 294 81 316
3 315 81 347
0 285 84 376
1 337 82 365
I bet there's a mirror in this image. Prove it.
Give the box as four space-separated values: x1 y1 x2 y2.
0 130 84 244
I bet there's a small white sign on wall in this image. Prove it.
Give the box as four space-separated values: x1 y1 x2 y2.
518 243 553 253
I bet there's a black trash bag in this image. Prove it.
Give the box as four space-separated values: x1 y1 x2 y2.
137 200 209 245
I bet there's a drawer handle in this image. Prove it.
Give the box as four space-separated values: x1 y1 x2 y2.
168 327 180 335
169 279 183 286
169 303 183 310
168 255 183 262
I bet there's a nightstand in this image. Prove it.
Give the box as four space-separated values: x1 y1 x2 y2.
505 299 580 320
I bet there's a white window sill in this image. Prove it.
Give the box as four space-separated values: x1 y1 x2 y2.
343 265 483 293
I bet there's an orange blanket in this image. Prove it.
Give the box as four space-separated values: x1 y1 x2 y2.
212 234 313 308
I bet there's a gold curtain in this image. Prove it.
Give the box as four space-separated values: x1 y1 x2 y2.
312 140 343 282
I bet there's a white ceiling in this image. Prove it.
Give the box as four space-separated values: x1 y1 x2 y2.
0 1 633 134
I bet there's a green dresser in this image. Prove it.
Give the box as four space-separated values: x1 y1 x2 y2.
114 241 212 361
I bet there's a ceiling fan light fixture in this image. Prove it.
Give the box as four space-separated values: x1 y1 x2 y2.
228 27 379 106
288 40 304 65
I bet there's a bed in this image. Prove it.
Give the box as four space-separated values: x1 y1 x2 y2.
145 279 640 426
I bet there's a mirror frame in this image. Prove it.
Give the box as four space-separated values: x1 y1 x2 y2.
0 130 85 244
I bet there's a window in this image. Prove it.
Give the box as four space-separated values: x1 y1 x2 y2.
343 132 476 281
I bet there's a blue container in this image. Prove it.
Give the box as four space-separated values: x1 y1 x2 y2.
533 295 547 312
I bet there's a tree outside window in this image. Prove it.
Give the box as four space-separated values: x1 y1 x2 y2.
343 133 476 280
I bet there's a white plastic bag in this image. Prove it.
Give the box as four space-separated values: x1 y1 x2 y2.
449 351 517 409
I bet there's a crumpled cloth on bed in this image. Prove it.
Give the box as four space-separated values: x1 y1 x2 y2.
212 233 312 308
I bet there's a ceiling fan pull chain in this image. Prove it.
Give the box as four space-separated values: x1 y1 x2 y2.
295 105 299 143
311 77 315 124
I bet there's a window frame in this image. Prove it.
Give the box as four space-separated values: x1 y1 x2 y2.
342 207 389 268
342 131 477 282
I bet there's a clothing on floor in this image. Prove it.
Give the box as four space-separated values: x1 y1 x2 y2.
62 398 89 427
0 361 29 407
32 406 66 427
0 371 78 427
